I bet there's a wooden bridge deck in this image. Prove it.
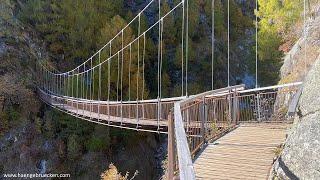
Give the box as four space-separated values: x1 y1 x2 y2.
193 124 288 180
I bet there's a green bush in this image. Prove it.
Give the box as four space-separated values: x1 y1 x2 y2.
86 137 108 152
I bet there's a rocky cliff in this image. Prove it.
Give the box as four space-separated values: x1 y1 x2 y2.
271 8 320 180
272 55 320 180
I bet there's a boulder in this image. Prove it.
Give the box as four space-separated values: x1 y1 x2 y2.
272 56 320 179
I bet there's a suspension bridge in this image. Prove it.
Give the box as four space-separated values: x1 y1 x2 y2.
36 0 307 179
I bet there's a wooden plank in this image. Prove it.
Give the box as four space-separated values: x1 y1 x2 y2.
194 124 288 180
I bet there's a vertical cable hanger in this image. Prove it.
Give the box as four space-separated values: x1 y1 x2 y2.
76 67 79 115
71 70 74 109
157 0 161 131
142 33 146 121
227 0 230 87
129 44 132 102
227 0 232 123
86 65 89 113
92 65 95 114
255 0 258 88
159 17 164 127
90 58 93 118
98 50 101 121
108 42 111 123
181 0 185 96
185 0 189 96
117 51 120 118
129 44 132 119
212 0 215 90
83 63 85 114
137 13 141 128
121 30 124 123
157 0 161 130
304 0 307 77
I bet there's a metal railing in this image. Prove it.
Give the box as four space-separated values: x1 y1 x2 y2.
38 82 302 179
168 82 302 179
168 85 244 180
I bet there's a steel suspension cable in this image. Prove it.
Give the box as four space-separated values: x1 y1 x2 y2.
185 0 189 96
160 17 164 112
86 67 89 113
136 14 141 127
255 0 258 88
121 31 124 122
142 33 146 121
129 44 132 119
304 0 307 77
108 43 111 123
157 0 161 130
62 1 184 77
90 58 93 118
83 64 85 114
77 67 79 114
98 51 101 121
181 0 185 96
50 0 157 76
92 64 95 114
71 71 74 108
212 0 215 90
227 0 230 87
117 52 120 104
129 44 132 101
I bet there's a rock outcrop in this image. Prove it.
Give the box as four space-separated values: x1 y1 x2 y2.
280 12 320 83
272 51 320 180
271 6 320 179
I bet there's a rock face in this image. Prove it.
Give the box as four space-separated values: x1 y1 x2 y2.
280 14 320 84
0 0 43 117
272 56 320 179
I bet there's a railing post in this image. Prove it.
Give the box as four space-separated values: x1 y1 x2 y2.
168 112 175 180
232 89 239 124
256 92 261 122
228 90 232 124
200 96 206 144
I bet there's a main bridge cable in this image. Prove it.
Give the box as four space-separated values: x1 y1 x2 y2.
52 1 184 77
49 0 157 76
39 1 185 129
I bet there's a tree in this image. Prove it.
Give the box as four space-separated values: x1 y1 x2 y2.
86 125 110 152
19 0 124 70
67 134 81 160
255 0 303 85
97 15 148 101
